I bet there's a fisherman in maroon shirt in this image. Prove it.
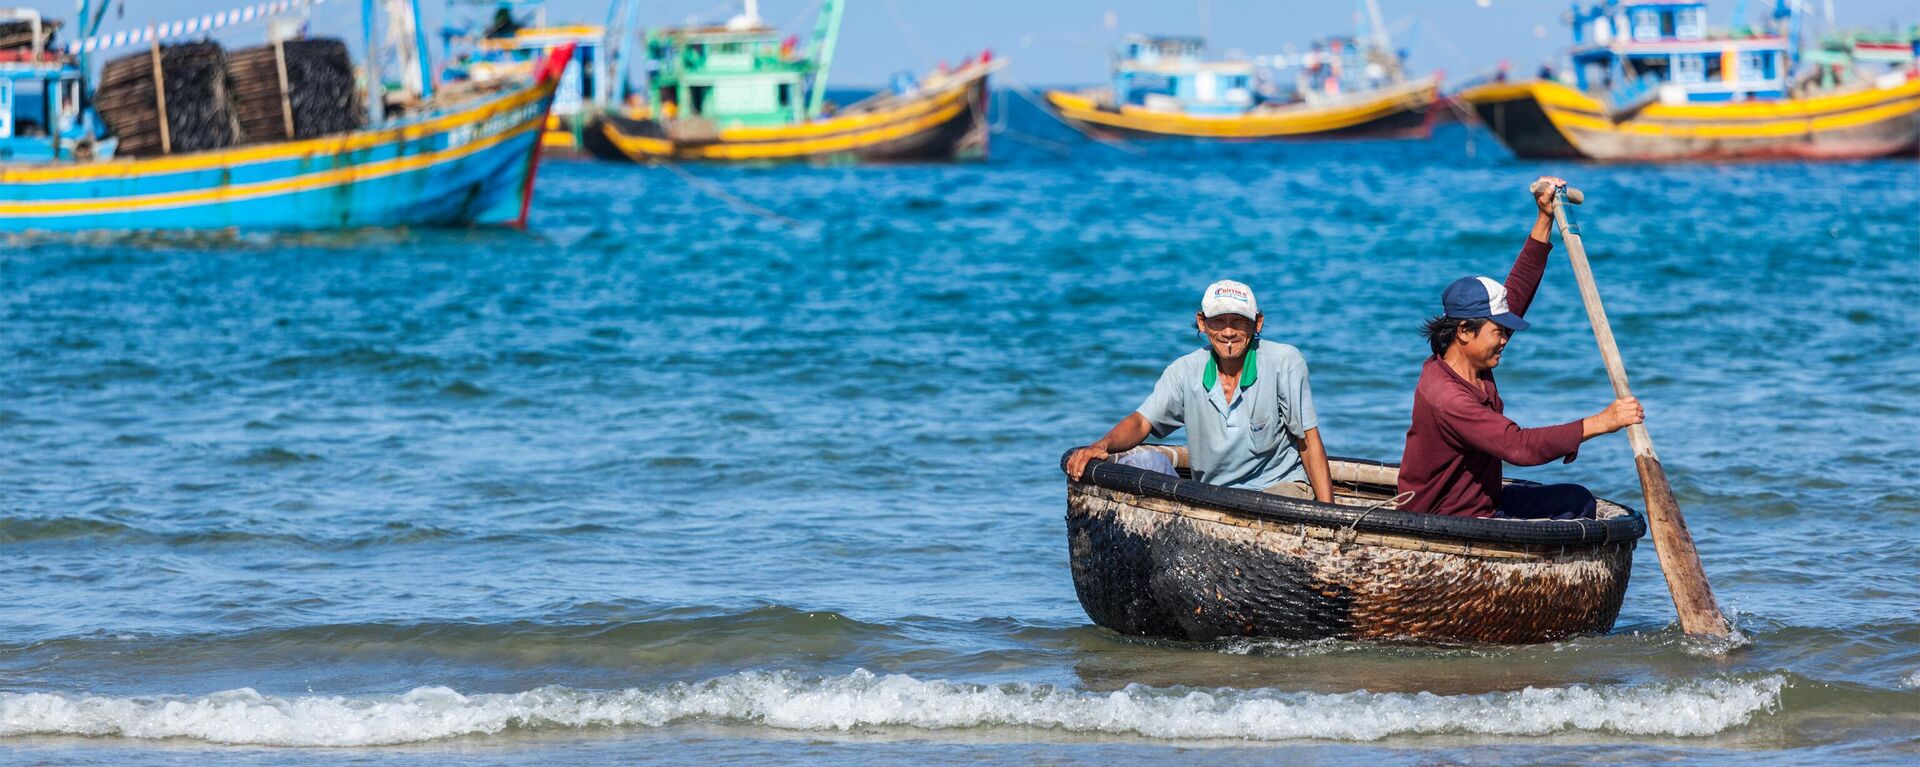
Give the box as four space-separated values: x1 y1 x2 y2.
1397 177 1645 519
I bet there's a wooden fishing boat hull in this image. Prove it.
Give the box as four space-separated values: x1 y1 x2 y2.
1459 76 1920 161
1043 77 1440 141
581 64 993 163
1065 451 1644 645
0 56 565 232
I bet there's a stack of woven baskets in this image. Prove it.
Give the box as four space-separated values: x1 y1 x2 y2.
95 42 238 156
93 37 364 157
226 38 364 143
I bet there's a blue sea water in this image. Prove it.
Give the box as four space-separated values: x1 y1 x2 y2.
2 95 1919 764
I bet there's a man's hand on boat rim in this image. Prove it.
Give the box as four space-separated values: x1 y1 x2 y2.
1066 445 1110 482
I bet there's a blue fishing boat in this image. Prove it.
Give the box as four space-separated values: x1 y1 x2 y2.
0 1 567 232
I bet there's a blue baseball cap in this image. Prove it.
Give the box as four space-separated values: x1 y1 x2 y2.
1441 276 1531 331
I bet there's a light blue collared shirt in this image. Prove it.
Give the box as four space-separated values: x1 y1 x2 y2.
1134 342 1319 490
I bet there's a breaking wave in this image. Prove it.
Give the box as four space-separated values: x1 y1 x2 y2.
0 669 1785 747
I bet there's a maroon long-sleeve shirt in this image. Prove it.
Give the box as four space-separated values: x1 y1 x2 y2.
1397 236 1584 518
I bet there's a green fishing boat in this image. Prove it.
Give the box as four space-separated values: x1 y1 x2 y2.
583 0 998 164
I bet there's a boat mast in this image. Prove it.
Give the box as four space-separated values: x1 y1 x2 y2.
408 0 435 99
1773 0 1803 80
1362 0 1391 53
379 0 436 101
362 0 387 122
74 0 113 91
805 0 845 119
603 0 643 108
1358 0 1398 81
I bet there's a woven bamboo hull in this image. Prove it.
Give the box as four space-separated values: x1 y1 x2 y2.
1043 77 1440 141
580 63 994 164
1065 456 1639 645
1460 77 1920 161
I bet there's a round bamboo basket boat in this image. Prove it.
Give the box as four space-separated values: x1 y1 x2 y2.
1064 446 1645 645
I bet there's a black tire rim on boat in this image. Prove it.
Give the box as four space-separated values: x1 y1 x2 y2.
1063 449 1647 547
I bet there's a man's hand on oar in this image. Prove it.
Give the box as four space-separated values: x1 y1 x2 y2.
1530 175 1567 215
1582 396 1645 438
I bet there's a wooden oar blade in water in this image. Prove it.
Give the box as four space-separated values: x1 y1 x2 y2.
1633 451 1727 636
1534 180 1732 640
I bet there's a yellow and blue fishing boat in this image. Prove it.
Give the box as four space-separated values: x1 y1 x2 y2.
1045 10 1441 143
0 0 566 233
583 0 998 164
1459 0 1920 161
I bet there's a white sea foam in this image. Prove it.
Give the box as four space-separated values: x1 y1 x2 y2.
1904 670 1920 689
0 670 1785 747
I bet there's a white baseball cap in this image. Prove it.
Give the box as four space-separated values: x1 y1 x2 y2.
1200 280 1259 320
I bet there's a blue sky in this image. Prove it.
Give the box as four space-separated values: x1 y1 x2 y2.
29 1 1920 86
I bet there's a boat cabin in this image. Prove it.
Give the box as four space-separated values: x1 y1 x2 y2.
1111 34 1255 115
1292 36 1404 100
1568 0 1790 106
645 22 811 127
0 11 97 162
440 0 616 121
448 25 603 119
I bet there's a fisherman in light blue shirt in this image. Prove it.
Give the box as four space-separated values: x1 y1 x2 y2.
1066 280 1334 501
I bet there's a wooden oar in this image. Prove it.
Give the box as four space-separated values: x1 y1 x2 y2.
1535 180 1732 639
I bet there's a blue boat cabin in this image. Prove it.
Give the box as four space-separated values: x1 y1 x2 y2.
1111 35 1255 115
0 55 97 161
1568 0 1790 107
